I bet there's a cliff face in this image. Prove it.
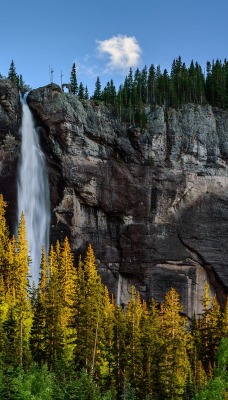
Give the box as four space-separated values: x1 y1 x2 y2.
1 80 228 316
0 80 21 229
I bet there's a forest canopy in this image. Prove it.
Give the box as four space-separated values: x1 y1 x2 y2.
0 194 228 399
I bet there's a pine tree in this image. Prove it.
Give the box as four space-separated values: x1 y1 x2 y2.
78 82 85 100
8 60 18 85
30 247 48 366
70 62 78 95
126 67 134 96
206 61 213 103
198 284 221 376
102 80 116 105
4 236 16 300
84 85 89 100
8 213 33 368
140 298 162 399
133 68 141 103
170 56 185 107
125 288 144 397
18 74 31 95
102 81 111 104
43 244 63 369
109 79 117 104
158 288 191 399
124 68 134 123
0 275 8 358
192 340 228 400
141 65 148 103
14 212 30 300
59 237 77 365
99 287 115 388
112 304 127 398
115 85 123 121
73 244 104 375
0 195 10 285
31 239 77 369
195 62 205 103
148 64 156 105
211 60 221 107
188 60 197 103
93 76 102 100
0 367 21 399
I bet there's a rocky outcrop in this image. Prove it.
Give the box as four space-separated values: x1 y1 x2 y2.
0 79 21 229
1 79 228 316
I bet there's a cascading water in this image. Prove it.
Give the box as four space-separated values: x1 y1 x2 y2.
17 95 50 285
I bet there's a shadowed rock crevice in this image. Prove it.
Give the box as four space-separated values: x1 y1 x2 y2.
178 233 227 305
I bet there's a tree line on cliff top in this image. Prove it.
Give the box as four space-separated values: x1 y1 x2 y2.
0 194 228 399
4 57 228 127
70 57 228 111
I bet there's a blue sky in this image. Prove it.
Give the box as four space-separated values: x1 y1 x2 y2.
1 0 227 95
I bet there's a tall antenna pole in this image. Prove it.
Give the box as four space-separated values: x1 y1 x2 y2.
60 70 63 88
50 68 54 83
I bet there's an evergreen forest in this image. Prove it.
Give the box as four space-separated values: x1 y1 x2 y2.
4 57 228 129
81 57 228 113
0 194 228 399
91 57 228 128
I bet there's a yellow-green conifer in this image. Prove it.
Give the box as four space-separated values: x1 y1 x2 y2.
125 288 144 396
74 244 104 375
158 288 191 399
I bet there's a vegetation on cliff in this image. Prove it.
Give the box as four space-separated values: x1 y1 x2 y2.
4 56 228 125
7 60 31 95
100 57 228 127
0 194 228 399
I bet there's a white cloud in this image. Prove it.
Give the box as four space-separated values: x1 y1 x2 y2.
96 35 142 72
74 60 98 78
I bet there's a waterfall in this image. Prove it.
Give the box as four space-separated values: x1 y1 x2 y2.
17 95 50 285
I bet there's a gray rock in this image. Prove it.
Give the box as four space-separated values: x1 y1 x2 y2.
2 81 228 316
0 79 20 229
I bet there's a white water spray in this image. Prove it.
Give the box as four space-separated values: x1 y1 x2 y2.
17 96 50 285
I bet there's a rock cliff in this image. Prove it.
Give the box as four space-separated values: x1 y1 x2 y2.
0 79 21 229
1 80 228 316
